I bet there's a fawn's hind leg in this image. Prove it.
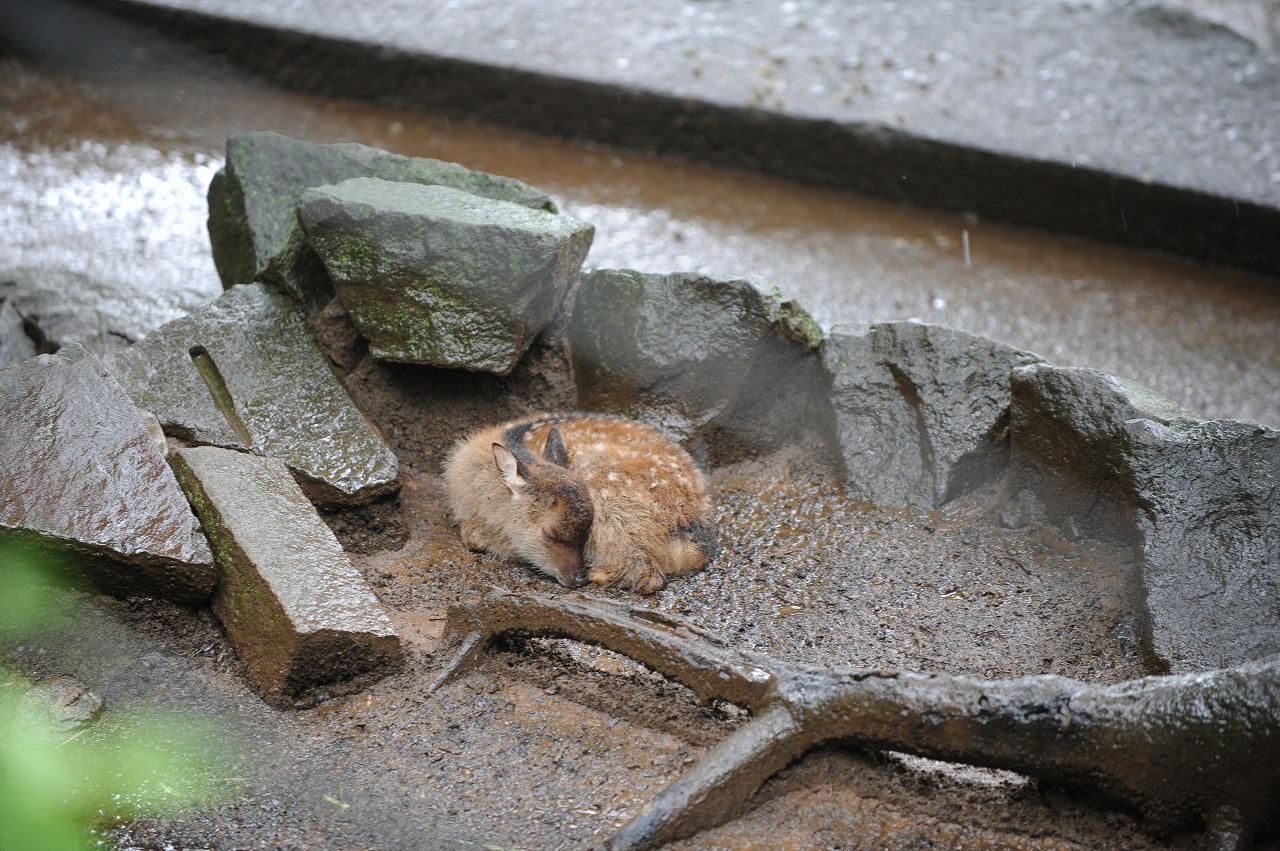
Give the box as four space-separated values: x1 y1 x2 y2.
662 523 719 577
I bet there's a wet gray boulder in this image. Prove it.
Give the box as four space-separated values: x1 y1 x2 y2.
1009 364 1279 671
821 321 1043 508
1005 365 1194 551
1128 418 1280 671
208 132 557 312
171 445 403 707
0 345 215 603
298 178 594 374
568 269 824 461
106 283 398 507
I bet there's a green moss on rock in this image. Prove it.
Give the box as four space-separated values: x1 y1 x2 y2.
298 179 593 374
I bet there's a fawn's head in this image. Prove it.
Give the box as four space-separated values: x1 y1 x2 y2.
492 426 594 587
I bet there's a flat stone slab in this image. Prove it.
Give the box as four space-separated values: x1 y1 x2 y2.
208 132 558 311
822 321 1044 509
170 445 403 707
1009 364 1279 671
298 179 594 374
568 269 823 457
0 345 214 603
106 282 398 506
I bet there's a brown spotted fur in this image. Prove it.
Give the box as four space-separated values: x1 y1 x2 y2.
443 414 718 593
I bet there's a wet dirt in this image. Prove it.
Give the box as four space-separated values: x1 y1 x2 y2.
2 51 1278 851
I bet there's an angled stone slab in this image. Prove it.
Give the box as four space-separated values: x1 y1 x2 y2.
107 283 398 507
568 269 824 460
299 179 594 374
822 321 1044 509
208 132 558 311
1009 364 1279 671
0 345 214 603
171 446 403 707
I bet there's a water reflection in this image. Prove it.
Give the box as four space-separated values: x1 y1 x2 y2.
1 141 223 336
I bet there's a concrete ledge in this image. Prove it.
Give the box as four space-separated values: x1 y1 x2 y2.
72 0 1280 278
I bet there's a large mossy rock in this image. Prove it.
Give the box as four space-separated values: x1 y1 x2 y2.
0 345 214 603
567 269 823 460
298 178 594 374
207 132 557 311
821 321 1043 509
1009 364 1279 671
106 283 398 507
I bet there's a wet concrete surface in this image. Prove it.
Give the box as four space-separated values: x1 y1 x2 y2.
1 23 1279 851
26 0 1280 277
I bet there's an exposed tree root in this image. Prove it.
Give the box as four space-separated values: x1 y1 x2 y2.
431 589 1280 851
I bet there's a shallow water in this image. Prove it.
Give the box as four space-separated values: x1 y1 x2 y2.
2 55 1278 427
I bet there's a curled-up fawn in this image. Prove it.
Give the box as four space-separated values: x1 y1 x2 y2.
444 414 718 593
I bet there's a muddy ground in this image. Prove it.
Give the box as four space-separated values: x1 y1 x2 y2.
3 48 1277 851
9 312 1236 851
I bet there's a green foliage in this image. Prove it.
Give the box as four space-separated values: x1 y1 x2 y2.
0 537 74 638
0 540 225 851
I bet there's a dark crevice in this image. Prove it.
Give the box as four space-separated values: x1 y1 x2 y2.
188 344 253 448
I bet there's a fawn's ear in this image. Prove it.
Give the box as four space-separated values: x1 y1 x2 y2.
543 426 570 468
492 443 526 494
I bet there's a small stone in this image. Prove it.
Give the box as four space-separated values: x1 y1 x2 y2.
107 283 398 506
0 345 214 603
19 676 104 732
170 446 403 707
299 179 594 374
208 132 557 312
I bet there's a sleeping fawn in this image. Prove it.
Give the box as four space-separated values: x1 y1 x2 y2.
444 414 718 593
